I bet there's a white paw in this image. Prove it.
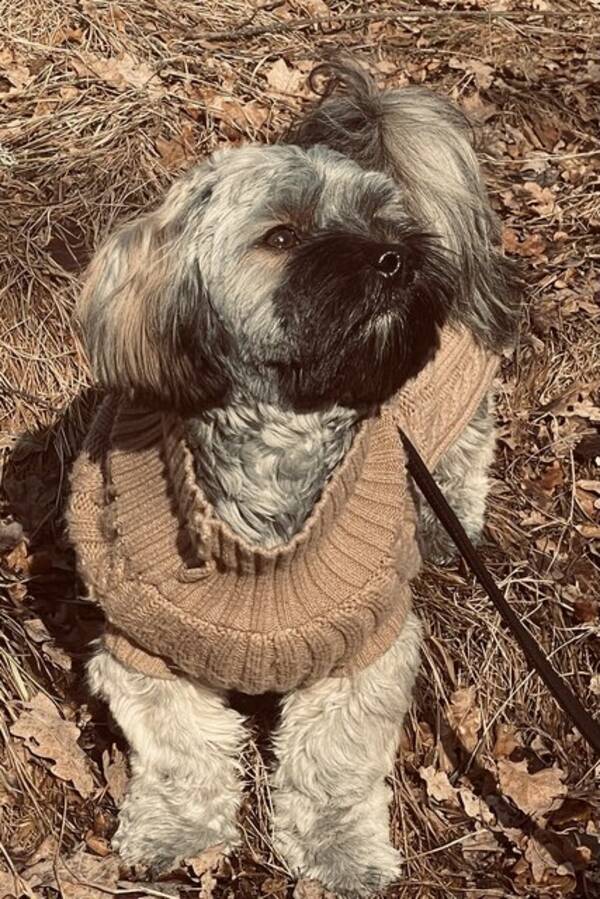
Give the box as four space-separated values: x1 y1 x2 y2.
274 794 401 897
113 789 239 870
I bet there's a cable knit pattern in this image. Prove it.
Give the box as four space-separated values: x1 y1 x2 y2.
67 326 498 693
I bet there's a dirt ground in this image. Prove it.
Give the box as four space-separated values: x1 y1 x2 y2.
1 1 599 897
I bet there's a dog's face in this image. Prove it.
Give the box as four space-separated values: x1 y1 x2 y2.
79 143 455 411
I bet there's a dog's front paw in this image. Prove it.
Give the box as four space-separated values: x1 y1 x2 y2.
113 789 239 870
274 792 401 897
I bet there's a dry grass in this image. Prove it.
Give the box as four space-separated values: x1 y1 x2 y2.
1 1 599 897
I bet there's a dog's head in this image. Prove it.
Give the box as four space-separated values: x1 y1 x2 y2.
78 142 456 412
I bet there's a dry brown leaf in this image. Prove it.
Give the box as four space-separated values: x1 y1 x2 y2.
447 686 481 752
242 100 269 131
22 617 72 670
21 848 120 899
576 523 600 539
301 0 330 15
449 57 495 90
468 61 495 91
458 784 496 826
497 759 567 821
502 227 520 254
461 828 503 852
4 539 29 574
72 52 163 95
10 692 95 797
0 870 35 899
517 233 547 259
265 58 305 95
572 596 598 622
419 766 460 806
536 462 564 492
208 96 268 135
577 479 600 494
84 832 111 857
493 723 522 758
186 843 226 878
101 744 128 806
293 879 336 899
523 181 556 217
156 123 195 170
462 91 497 123
524 833 562 884
0 50 34 92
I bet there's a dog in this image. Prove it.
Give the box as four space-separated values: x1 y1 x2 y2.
72 61 519 896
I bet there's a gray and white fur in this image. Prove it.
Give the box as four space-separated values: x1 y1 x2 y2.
80 62 519 897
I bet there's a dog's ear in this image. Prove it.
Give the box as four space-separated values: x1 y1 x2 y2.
77 163 230 410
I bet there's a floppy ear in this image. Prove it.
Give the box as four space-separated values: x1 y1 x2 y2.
77 165 231 410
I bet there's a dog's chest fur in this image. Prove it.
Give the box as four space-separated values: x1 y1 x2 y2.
185 404 361 548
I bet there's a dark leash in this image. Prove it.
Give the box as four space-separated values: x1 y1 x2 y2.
400 430 600 757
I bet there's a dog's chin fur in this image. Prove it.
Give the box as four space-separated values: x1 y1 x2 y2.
79 60 521 895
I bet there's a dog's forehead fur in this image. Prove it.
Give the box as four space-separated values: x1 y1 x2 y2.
196 144 399 238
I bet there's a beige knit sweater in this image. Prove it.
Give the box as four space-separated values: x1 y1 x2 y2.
67 327 498 694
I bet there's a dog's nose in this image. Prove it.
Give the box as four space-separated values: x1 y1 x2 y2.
375 250 402 279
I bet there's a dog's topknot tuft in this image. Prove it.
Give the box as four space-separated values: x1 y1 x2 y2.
287 59 389 171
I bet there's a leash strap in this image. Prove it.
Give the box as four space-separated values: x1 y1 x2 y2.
400 429 600 756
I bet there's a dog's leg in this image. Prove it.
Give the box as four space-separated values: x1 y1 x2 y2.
88 648 247 869
417 393 495 564
271 612 422 897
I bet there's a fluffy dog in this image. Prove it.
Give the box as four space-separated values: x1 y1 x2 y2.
76 62 518 896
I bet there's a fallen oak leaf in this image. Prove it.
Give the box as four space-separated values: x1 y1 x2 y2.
449 57 495 90
497 759 567 821
71 51 163 95
10 692 95 798
265 58 306 96
207 95 269 135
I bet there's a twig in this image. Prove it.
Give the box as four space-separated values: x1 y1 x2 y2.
195 8 597 42
486 148 600 166
0 385 63 411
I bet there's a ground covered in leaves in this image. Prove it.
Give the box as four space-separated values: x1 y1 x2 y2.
1 1 599 897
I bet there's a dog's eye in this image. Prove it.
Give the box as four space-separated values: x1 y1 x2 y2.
264 226 300 250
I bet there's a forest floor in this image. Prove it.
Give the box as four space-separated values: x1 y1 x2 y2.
1 1 599 898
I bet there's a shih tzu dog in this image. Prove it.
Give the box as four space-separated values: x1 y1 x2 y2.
70 62 519 896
